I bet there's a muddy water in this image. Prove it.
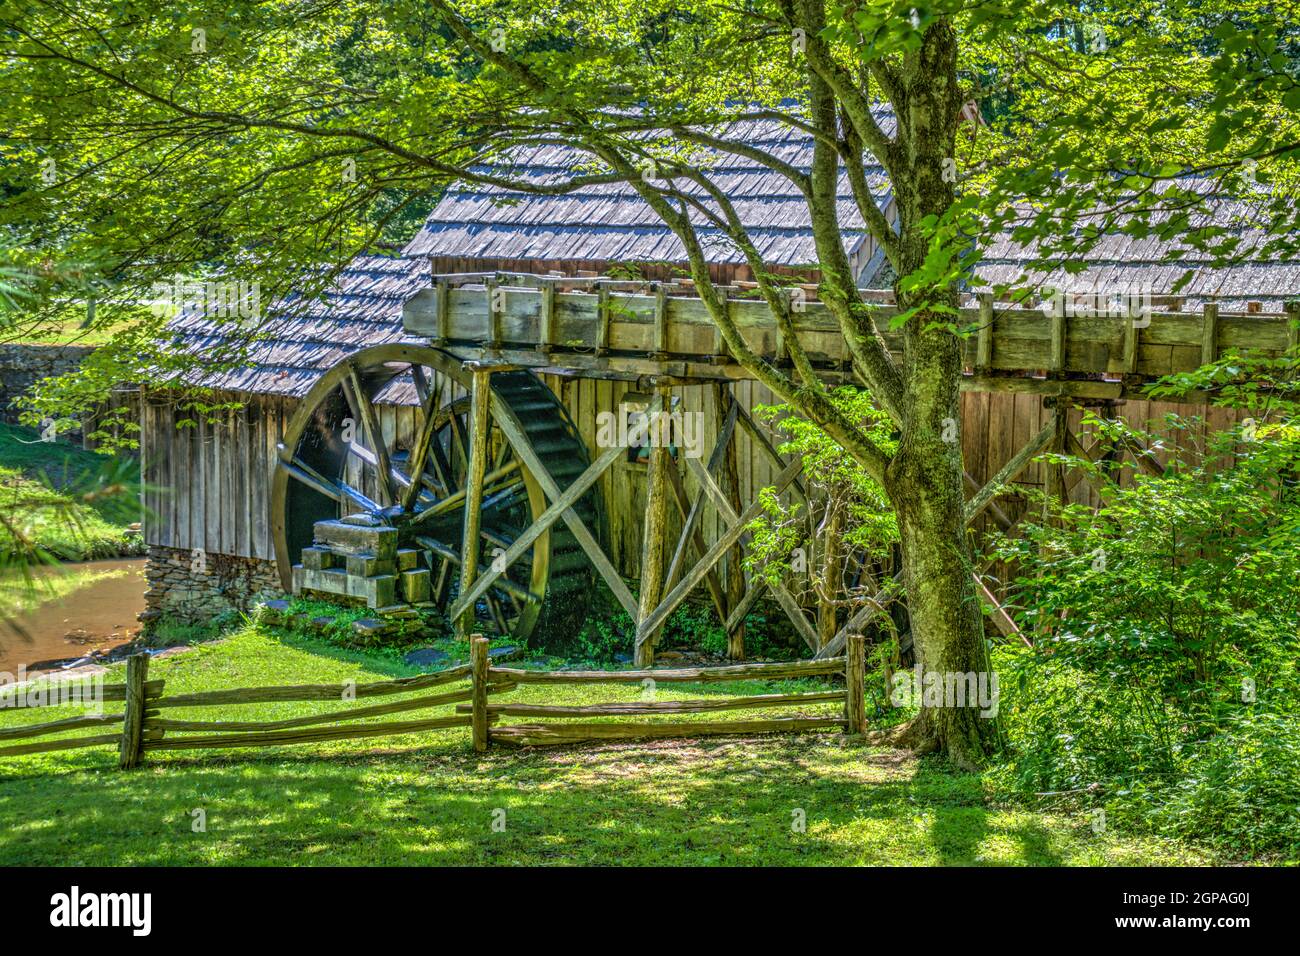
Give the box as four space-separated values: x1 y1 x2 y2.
0 558 146 677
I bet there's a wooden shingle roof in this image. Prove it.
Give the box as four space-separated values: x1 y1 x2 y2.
403 113 894 271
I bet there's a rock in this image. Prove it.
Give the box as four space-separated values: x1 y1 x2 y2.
656 650 685 661
488 645 522 661
613 652 634 664
352 618 391 637
310 615 336 629
404 647 450 667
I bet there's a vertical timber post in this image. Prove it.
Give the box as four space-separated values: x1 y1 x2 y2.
119 652 148 769
635 386 673 667
457 369 492 640
470 636 489 752
819 504 846 650
713 382 747 659
1043 400 1069 527
845 634 867 737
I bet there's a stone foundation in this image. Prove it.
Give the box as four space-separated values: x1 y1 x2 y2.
0 344 96 425
140 545 284 628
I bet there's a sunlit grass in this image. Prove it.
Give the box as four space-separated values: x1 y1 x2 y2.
0 625 1220 866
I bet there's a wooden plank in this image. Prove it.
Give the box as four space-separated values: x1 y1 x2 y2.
637 457 803 644
447 444 623 622
0 732 122 758
976 293 993 368
119 653 148 768
456 369 492 637
470 637 490 751
685 454 820 653
964 415 1056 522
466 690 845 717
151 665 473 709
490 656 844 684
635 394 675 665
662 459 728 624
489 717 845 747
144 714 473 752
144 685 503 732
489 391 640 618
845 633 867 735
1201 302 1220 366
0 678 162 708
0 711 124 742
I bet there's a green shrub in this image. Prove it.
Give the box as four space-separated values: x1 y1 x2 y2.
1114 711 1300 860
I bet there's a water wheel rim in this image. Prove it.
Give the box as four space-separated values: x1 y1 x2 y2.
270 343 552 640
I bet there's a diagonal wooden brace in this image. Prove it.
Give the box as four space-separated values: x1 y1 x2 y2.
636 458 804 649
686 455 820 653
489 396 639 619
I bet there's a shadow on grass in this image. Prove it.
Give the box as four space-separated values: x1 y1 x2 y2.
0 734 1067 866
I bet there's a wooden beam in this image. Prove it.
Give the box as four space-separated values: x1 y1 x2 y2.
637 458 803 647
976 292 993 369
344 363 396 507
685 454 820 652
1201 302 1219 367
635 389 675 666
964 471 1013 531
489 391 640 618
489 717 844 747
538 281 557 353
815 572 903 659
1049 297 1066 373
845 634 867 735
456 369 492 637
975 575 1028 646
732 402 808 500
466 690 845 717
490 655 843 684
663 460 729 626
447 445 622 623
963 415 1056 523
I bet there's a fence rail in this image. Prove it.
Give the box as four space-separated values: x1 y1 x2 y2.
0 636 868 767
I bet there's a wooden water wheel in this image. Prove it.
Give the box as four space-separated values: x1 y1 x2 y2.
270 344 601 643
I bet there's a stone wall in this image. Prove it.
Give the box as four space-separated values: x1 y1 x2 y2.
0 344 97 425
140 544 284 628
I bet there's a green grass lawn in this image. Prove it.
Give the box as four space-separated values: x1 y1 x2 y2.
0 422 142 561
0 624 1217 866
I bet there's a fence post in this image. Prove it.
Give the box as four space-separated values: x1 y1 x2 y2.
470 637 489 752
119 653 148 769
845 634 867 737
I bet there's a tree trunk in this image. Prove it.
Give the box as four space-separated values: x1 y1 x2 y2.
884 435 1000 769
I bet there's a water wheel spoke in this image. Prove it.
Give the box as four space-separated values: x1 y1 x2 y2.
409 460 522 525
338 479 383 514
414 534 542 606
448 410 470 476
479 476 527 514
279 457 344 503
410 364 432 408
401 391 443 513
433 556 452 605
343 363 396 506
485 592 512 636
349 443 418 501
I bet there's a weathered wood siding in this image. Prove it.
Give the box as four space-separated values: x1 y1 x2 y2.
143 379 1248 578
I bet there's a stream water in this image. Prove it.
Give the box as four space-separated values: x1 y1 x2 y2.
0 558 146 677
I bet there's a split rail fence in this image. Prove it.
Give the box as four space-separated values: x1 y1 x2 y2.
0 637 867 767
